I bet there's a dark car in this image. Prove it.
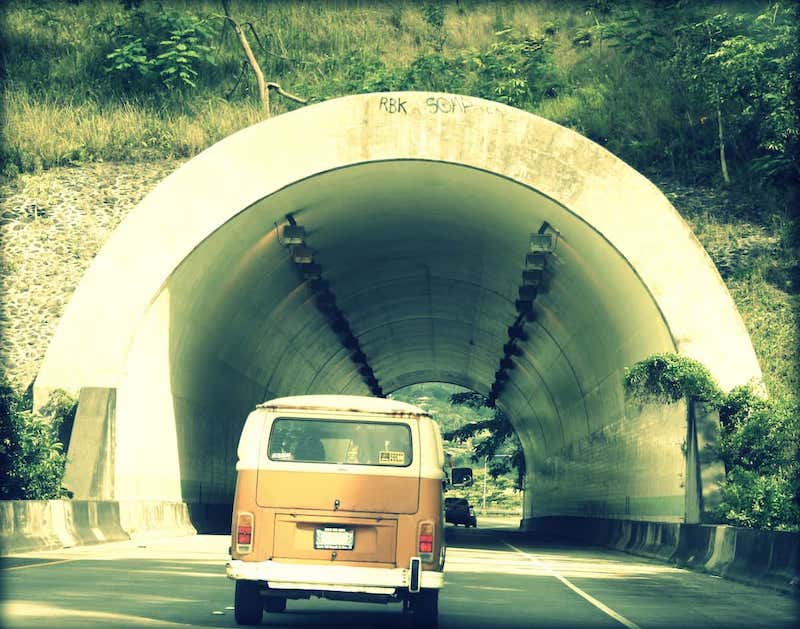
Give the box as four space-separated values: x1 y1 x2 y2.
445 497 477 527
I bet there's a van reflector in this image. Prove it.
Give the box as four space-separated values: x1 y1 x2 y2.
409 557 421 593
236 512 254 554
418 522 434 560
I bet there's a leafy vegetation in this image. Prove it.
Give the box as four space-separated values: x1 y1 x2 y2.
3 1 796 192
624 354 799 531
444 391 525 492
0 381 76 500
391 383 522 513
624 353 722 406
104 11 218 91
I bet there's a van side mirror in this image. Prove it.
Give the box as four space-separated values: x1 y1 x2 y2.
450 467 473 487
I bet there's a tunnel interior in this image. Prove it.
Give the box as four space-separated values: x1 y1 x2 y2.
116 159 683 523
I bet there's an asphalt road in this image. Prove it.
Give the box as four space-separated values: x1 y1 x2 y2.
1 518 797 629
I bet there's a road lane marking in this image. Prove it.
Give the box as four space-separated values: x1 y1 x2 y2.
504 542 641 629
2 558 77 571
463 585 524 592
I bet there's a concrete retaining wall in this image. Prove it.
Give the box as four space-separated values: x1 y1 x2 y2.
522 516 799 595
0 499 195 555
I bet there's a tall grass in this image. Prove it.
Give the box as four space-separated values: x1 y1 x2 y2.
1 0 594 173
2 89 266 172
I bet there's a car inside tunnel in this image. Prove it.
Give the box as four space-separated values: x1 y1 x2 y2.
33 92 761 535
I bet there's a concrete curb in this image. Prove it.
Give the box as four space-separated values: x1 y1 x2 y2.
0 499 196 555
522 516 799 595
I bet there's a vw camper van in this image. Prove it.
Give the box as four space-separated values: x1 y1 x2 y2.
226 395 446 626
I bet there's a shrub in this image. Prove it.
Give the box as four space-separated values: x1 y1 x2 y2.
467 28 563 108
716 467 798 530
103 10 218 95
715 386 798 530
0 382 76 500
623 353 722 406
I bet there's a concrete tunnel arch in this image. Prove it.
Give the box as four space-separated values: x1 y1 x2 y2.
34 92 761 530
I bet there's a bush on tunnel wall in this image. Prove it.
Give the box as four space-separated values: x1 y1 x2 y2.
0 382 75 500
624 353 799 531
623 353 722 406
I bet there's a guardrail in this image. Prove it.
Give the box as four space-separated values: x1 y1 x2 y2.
0 499 195 555
522 516 799 595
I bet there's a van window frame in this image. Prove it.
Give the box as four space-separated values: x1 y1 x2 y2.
265 417 414 468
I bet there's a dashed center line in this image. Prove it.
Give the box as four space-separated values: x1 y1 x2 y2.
504 541 642 629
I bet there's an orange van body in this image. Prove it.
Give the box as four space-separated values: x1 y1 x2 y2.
226 395 445 622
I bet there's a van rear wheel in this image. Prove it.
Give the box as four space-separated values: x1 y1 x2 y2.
263 596 287 613
411 589 438 628
234 580 263 625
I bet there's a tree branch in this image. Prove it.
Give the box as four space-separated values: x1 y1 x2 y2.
266 82 308 104
221 0 269 115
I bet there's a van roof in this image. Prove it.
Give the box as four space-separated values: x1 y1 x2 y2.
257 394 431 418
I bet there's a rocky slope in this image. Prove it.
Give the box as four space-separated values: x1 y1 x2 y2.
0 161 183 390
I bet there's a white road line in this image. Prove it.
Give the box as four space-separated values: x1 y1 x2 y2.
2 558 77 572
504 541 642 629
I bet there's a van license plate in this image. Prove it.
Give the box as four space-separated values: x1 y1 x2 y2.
314 527 354 550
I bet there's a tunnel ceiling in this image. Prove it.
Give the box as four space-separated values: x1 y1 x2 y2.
166 159 675 455
36 92 762 464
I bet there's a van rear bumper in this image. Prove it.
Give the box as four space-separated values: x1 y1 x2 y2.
226 559 444 593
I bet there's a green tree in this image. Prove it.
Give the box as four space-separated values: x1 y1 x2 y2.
672 5 799 186
716 386 799 530
444 391 525 490
0 382 76 500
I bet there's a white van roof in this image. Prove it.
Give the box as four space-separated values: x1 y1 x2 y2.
257 395 431 418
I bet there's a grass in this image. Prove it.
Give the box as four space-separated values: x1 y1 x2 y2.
0 0 595 174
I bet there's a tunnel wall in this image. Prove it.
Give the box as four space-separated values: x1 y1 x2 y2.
34 92 761 525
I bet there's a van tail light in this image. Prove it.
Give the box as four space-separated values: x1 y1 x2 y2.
418 521 434 561
236 512 254 554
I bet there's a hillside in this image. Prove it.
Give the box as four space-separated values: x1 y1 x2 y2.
0 0 797 403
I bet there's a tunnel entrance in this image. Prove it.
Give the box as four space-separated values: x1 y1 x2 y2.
34 92 760 532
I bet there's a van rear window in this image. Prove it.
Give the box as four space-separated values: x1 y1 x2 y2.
267 418 412 467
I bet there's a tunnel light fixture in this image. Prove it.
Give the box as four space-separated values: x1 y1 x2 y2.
529 232 555 253
522 270 542 286
316 293 336 311
487 224 558 410
507 324 526 340
303 263 322 279
350 350 367 364
292 245 314 264
288 221 385 397
282 224 306 245
515 299 533 314
504 343 523 357
519 285 538 301
525 252 547 270
308 278 329 293
331 318 350 334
